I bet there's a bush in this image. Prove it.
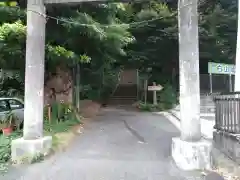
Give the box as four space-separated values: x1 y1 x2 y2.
0 130 22 173
44 117 80 134
136 84 178 112
136 102 154 111
43 102 81 133
136 101 162 112
0 102 81 173
157 84 177 110
44 102 77 124
0 136 11 163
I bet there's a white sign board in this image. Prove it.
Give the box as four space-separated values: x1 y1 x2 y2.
148 85 163 91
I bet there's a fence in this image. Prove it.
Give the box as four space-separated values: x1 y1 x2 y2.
213 92 240 164
214 92 240 134
200 74 235 93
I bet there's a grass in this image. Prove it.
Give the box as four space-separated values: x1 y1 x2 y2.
135 101 175 112
43 117 81 152
0 111 82 173
0 130 22 173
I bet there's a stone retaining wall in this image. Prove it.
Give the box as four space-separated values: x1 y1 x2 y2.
44 67 72 105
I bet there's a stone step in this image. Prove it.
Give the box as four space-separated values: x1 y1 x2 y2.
108 98 137 105
201 99 214 101
111 96 137 99
113 85 137 97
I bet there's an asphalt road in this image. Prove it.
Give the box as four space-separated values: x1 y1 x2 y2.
2 107 204 180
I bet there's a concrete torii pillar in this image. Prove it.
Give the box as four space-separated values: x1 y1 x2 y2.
11 0 51 162
171 0 211 170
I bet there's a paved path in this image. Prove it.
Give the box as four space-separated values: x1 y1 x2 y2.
169 108 214 140
169 94 216 139
2 107 203 180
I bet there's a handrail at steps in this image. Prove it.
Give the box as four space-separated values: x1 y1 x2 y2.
108 69 122 99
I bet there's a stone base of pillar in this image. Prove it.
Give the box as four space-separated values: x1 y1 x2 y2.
11 136 52 164
172 137 212 170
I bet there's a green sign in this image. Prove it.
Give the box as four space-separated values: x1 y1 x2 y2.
208 62 235 75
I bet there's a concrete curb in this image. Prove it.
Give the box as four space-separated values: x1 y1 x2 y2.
155 111 213 141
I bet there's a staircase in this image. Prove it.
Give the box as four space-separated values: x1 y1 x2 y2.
172 94 216 122
200 93 215 121
200 94 215 113
108 85 138 105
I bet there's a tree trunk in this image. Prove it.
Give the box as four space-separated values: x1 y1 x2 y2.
178 0 201 142
235 0 240 91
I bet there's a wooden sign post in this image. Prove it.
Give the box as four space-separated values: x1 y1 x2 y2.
148 82 163 105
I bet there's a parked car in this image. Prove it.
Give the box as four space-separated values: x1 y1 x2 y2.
0 98 24 129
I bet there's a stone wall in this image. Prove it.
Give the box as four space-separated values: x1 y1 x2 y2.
43 67 102 119
44 67 73 106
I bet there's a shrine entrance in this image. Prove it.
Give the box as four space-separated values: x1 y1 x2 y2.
109 69 139 105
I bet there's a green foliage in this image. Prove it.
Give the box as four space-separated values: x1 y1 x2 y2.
0 130 22 173
136 101 155 111
124 1 178 75
44 103 76 123
0 21 25 97
0 6 24 24
0 136 11 163
0 4 132 99
0 19 91 97
125 0 237 78
80 66 121 101
136 101 164 112
0 130 22 162
0 21 25 71
198 1 237 68
0 0 238 172
44 118 80 134
0 1 238 102
44 102 81 133
136 83 177 112
0 103 80 172
158 84 178 109
30 153 44 164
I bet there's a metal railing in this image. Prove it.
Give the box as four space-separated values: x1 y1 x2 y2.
214 92 240 134
200 74 235 93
